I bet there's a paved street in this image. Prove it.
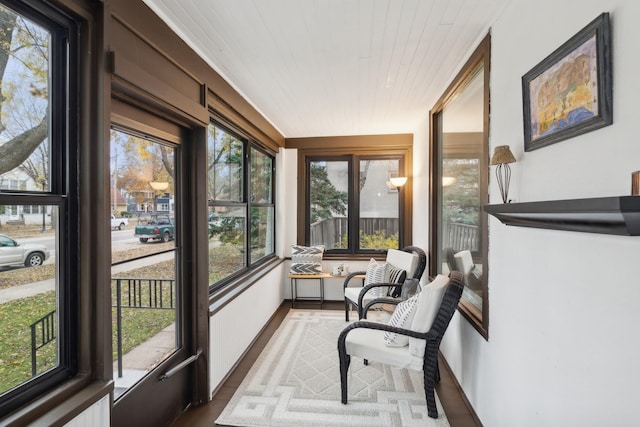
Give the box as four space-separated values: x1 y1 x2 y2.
0 229 174 303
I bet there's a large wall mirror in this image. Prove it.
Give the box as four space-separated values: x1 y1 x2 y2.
430 34 490 338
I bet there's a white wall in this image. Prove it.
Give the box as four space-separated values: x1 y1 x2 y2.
278 147 297 259
209 148 292 393
63 395 110 427
209 263 287 392
436 1 640 425
412 115 430 281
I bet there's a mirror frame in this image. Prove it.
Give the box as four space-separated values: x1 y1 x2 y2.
429 34 491 339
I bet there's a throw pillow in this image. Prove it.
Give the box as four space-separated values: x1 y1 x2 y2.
408 274 450 358
364 258 389 298
290 245 324 274
387 265 407 297
384 293 420 347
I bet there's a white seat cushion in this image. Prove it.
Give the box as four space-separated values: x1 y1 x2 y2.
344 286 379 306
345 328 423 371
386 249 419 278
409 274 450 357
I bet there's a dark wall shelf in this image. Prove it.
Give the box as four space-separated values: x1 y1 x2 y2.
484 196 640 236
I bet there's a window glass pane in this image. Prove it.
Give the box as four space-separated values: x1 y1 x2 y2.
109 129 177 399
208 125 244 202
250 206 274 263
207 205 246 283
439 66 485 314
250 148 272 203
309 160 348 249
0 3 60 401
359 159 400 250
0 5 51 192
0 205 57 393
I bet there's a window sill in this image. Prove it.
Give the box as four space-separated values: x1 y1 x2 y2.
2 377 113 426
208 257 285 315
320 253 387 261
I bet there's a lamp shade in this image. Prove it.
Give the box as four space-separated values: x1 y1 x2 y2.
389 176 407 187
490 145 516 165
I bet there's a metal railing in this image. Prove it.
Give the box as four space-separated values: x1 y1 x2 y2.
112 277 176 378
447 222 479 253
30 310 56 376
29 278 176 379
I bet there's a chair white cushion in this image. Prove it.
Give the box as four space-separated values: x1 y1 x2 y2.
345 328 423 371
386 249 419 278
409 274 450 358
290 245 324 274
454 250 474 275
344 286 378 306
384 293 419 347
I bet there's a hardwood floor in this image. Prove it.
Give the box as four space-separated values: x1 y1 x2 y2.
171 302 482 427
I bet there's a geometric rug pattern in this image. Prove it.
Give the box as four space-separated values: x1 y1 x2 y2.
216 309 450 427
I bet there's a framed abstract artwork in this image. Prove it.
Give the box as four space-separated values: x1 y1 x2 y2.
522 13 612 151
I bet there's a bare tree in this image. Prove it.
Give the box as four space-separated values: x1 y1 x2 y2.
0 8 50 176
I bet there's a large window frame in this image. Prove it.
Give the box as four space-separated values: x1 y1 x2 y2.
0 0 79 416
207 120 276 293
293 135 413 259
429 34 491 338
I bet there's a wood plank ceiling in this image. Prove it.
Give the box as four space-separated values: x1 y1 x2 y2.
142 0 509 138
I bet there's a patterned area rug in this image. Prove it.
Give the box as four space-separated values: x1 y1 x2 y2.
216 309 450 427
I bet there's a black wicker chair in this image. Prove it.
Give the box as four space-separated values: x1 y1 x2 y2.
343 245 427 321
337 271 464 419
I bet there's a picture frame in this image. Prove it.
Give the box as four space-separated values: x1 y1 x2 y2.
522 13 612 152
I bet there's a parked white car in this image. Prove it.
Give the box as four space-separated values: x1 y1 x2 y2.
111 215 129 230
0 234 50 267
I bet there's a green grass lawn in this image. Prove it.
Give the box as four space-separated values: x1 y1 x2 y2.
0 291 57 391
0 276 176 393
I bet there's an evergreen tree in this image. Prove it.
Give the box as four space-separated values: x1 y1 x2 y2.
309 163 347 223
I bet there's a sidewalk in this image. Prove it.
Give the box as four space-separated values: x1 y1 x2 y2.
0 250 175 304
0 279 54 304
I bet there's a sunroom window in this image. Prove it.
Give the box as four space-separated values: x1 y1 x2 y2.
0 0 77 415
207 122 275 291
306 155 405 254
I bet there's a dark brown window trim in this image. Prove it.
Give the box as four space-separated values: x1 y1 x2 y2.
292 134 413 252
286 133 412 150
208 90 283 154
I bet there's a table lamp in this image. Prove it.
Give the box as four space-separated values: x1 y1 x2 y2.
490 145 516 203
